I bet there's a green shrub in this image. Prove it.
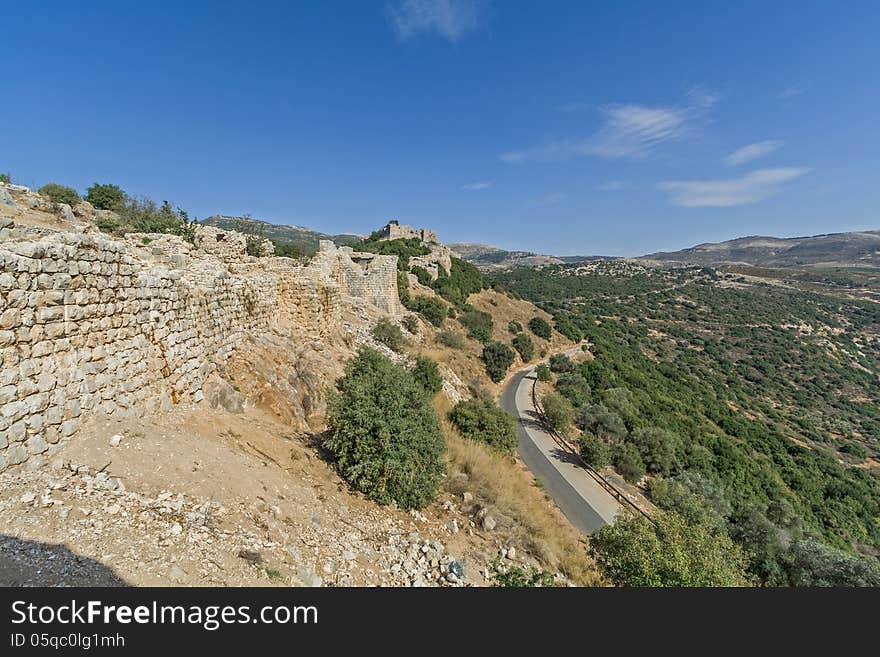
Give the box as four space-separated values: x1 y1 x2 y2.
578 432 611 468
512 332 535 362
85 182 126 210
482 341 515 383
555 373 591 407
535 363 552 382
411 356 442 397
326 347 446 509
450 398 518 454
410 265 433 287
629 427 678 477
588 511 751 586
405 295 447 326
840 443 868 459
402 315 419 334
101 197 197 242
372 318 406 352
38 183 80 206
541 392 574 434
549 353 574 373
528 316 552 339
489 559 556 587
508 320 523 334
433 257 484 305
459 310 494 343
612 442 646 483
354 237 429 271
436 331 466 350
784 538 880 586
0 173 10 184
447 306 457 319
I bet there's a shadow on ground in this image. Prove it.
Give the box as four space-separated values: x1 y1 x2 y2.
0 535 128 586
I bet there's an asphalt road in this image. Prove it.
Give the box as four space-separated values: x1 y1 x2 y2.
501 363 621 535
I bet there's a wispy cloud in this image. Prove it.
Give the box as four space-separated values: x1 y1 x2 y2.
501 91 715 163
462 181 492 190
598 181 626 192
387 0 482 41
724 140 783 166
658 167 810 207
778 85 805 99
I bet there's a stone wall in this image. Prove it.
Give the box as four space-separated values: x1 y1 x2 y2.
379 222 438 244
0 226 398 472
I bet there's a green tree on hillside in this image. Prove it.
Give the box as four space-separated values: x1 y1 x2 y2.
85 182 127 210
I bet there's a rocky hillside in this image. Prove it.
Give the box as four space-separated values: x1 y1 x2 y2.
642 229 880 268
448 242 565 270
201 215 362 249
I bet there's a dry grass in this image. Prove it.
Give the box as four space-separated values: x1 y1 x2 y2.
435 396 603 586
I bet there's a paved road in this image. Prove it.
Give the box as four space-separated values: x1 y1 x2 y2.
500 358 622 535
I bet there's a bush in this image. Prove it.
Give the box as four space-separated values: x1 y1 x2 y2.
450 398 518 454
411 356 442 397
397 270 411 303
555 373 591 407
100 197 197 242
541 392 574 434
535 363 552 382
402 315 419 334
784 538 880 587
512 332 534 362
354 237 429 271
589 511 751 586
508 320 523 334
405 295 447 326
372 318 406 352
433 257 484 305
38 183 80 206
840 443 868 459
612 443 646 483
489 559 556 587
85 182 126 210
549 353 574 373
528 316 552 339
629 427 678 476
436 331 466 350
576 404 627 440
410 265 433 287
482 341 516 383
326 348 446 509
578 432 611 468
0 173 10 184
459 310 494 343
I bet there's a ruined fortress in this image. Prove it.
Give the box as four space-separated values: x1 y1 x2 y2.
0 184 399 471
379 221 454 283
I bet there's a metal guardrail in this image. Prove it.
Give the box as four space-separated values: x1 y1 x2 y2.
530 373 656 527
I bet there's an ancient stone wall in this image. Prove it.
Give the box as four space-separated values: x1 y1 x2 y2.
379 222 438 244
0 226 397 471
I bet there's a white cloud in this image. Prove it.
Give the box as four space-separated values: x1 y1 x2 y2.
387 0 481 41
778 85 805 99
658 167 810 207
598 181 626 192
462 181 492 190
725 140 783 166
501 91 714 163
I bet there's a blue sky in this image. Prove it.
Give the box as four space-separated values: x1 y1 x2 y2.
2 1 878 256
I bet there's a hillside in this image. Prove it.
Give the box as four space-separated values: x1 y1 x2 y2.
448 242 565 270
201 215 362 249
642 229 880 268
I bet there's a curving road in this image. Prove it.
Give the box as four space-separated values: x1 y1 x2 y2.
500 356 622 535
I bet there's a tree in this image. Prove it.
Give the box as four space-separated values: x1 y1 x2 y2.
612 443 646 484
404 295 447 326
411 356 442 397
629 427 678 476
410 265 433 287
528 316 552 339
576 404 627 441
579 432 611 468
38 182 80 206
450 398 518 454
326 347 446 509
784 538 880 587
0 172 10 184
535 363 552 382
508 320 523 334
512 332 534 362
482 341 515 383
541 392 574 434
555 373 591 407
588 511 751 587
372 318 406 352
85 182 127 210
549 353 574 373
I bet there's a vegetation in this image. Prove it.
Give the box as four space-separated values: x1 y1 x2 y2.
402 315 419 334
404 295 447 326
354 237 430 271
589 511 751 587
511 332 535 362
540 392 574 434
371 318 406 352
535 363 552 382
450 398 518 454
38 182 80 206
482 341 516 383
85 182 127 210
0 173 10 184
489 559 556 587
326 348 446 509
508 320 523 334
549 353 574 373
458 309 494 343
578 432 612 468
433 257 485 305
528 316 552 339
411 356 442 397
410 265 433 287
94 197 198 243
436 330 466 350
494 261 880 586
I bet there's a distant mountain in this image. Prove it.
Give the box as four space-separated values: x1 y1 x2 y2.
641 229 880 268
448 242 579 270
201 215 363 247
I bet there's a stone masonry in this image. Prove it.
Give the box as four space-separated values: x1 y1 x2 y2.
0 216 398 472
